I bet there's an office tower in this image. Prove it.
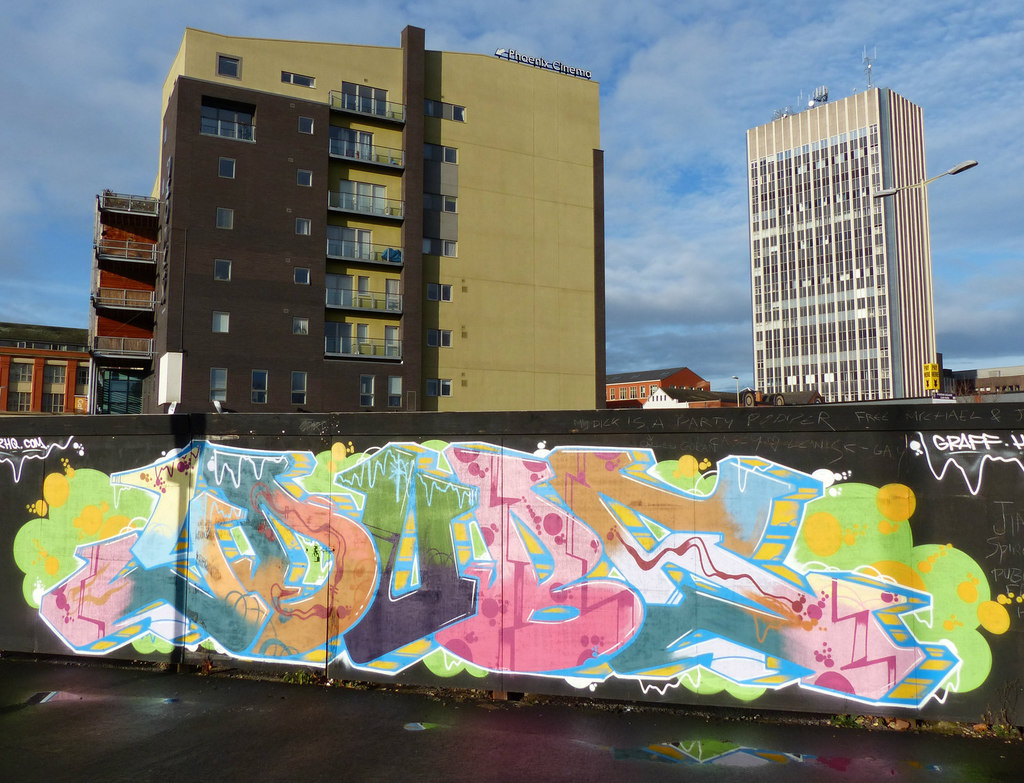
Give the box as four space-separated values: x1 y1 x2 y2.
747 87 935 402
103 26 604 413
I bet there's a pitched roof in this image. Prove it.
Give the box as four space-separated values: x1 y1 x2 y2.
606 367 694 384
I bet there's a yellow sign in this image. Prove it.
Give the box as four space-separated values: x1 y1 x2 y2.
923 363 940 391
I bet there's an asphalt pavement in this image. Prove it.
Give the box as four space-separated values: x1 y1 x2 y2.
1 656 1021 782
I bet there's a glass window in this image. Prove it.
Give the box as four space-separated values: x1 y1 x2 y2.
424 99 466 122
293 317 309 335
210 368 227 402
298 116 314 134
218 157 235 178
297 169 312 187
423 237 456 257
212 311 230 333
295 218 311 235
341 81 389 117
216 207 234 229
426 283 453 301
291 371 307 405
294 267 310 285
281 71 315 87
43 364 66 385
427 329 452 348
7 390 31 412
388 376 402 408
75 365 89 394
200 97 254 141
359 374 374 407
10 362 33 382
217 54 240 78
214 258 232 281
426 378 452 397
251 370 268 404
424 193 457 213
424 143 458 163
41 393 64 413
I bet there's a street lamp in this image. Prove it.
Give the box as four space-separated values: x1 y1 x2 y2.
873 159 977 198
732 375 740 407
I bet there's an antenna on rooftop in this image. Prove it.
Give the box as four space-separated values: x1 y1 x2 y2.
808 85 829 108
863 47 876 89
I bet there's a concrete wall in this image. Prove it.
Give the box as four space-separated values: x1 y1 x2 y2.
3 405 1023 723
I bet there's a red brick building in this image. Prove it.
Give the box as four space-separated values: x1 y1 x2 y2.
605 367 710 408
0 323 91 414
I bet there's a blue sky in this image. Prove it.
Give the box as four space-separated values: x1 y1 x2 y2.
1 0 1021 391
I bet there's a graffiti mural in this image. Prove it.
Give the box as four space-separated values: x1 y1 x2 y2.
12 436 1014 712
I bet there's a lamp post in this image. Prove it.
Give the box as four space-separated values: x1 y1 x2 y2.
873 159 977 199
873 159 977 398
732 375 740 407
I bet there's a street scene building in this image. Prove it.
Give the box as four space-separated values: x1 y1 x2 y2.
747 87 935 402
0 323 91 414
94 26 605 413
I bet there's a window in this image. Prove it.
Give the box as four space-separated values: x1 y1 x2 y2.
217 54 240 78
297 169 312 187
201 97 254 141
330 126 373 159
294 267 310 285
10 362 33 382
41 393 65 413
424 99 466 122
427 329 452 348
423 237 457 257
210 368 227 402
327 225 375 260
388 376 402 408
291 371 307 405
251 370 268 404
216 207 234 229
426 378 452 397
292 317 309 335
281 70 315 87
424 193 457 213
214 258 232 281
424 143 458 163
427 283 453 301
325 321 352 354
295 218 311 235
7 391 30 412
212 311 230 333
341 81 389 117
359 375 375 407
43 364 66 385
608 388 617 400
298 116 314 134
218 157 235 178
75 365 89 394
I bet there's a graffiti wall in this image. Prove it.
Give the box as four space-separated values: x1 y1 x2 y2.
2 407 1023 722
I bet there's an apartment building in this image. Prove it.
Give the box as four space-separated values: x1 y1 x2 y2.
124 26 604 413
747 88 935 402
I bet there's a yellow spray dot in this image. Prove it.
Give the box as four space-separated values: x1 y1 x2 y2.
978 601 1010 635
45 555 60 575
918 560 933 574
674 455 700 479
74 505 105 536
876 484 916 521
43 472 70 509
957 580 979 604
802 512 842 557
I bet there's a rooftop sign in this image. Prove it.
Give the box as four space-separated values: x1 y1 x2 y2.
494 48 592 80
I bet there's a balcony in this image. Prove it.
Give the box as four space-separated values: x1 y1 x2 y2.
325 337 402 360
92 288 156 311
93 335 154 358
326 240 403 266
96 239 159 264
99 192 159 216
328 191 404 220
326 288 403 313
329 90 405 124
329 139 404 169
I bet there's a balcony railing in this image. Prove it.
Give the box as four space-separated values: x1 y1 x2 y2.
326 239 403 266
92 335 154 358
328 90 406 123
328 190 404 219
329 138 404 168
325 337 402 359
96 238 159 264
92 288 156 310
326 288 403 312
99 192 159 216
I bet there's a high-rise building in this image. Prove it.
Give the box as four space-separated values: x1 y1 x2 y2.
104 26 604 413
747 87 935 402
